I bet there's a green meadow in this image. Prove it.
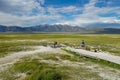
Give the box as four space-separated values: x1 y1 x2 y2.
0 33 120 80
0 33 120 57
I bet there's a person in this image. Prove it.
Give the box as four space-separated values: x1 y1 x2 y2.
53 41 57 48
94 49 97 52
81 40 85 49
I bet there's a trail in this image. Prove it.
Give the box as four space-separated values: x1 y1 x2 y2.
0 46 120 80
65 47 120 65
0 46 59 71
0 46 120 72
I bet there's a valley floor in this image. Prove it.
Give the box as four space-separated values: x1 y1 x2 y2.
0 46 120 80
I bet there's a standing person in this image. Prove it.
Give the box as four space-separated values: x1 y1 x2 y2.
81 40 85 49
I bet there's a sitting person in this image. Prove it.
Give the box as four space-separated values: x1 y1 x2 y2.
53 41 57 48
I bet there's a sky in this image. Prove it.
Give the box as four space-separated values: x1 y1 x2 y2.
0 0 120 27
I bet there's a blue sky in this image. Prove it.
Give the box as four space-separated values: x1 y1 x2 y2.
0 0 120 27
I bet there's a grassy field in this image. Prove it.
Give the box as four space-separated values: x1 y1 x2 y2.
0 33 120 80
0 50 107 80
0 48 120 80
0 33 120 57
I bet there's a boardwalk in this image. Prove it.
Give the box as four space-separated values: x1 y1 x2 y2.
65 47 120 65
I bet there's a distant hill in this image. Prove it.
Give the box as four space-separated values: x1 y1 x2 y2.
84 23 120 28
0 24 120 33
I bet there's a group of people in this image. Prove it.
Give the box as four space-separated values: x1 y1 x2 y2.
80 40 98 52
53 40 86 48
53 40 98 52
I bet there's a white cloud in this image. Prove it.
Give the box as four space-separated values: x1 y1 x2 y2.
0 0 120 27
0 12 63 26
0 0 81 26
59 0 120 26
0 0 42 15
47 6 81 14
0 0 64 26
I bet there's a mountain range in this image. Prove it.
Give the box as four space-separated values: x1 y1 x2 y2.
0 24 120 33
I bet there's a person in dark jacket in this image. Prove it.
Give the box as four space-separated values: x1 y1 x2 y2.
81 40 85 49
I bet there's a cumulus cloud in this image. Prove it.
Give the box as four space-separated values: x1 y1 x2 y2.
0 0 82 26
0 0 64 26
0 11 63 26
0 0 120 27
59 0 120 26
0 0 42 15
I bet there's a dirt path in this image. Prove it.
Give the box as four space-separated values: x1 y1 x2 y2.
0 46 120 71
0 46 120 80
0 46 60 71
0 46 120 70
65 47 120 65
